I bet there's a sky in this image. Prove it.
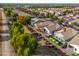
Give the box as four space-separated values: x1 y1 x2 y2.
0 0 79 3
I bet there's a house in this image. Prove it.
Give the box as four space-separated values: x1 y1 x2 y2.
75 19 79 26
54 27 78 42
31 18 53 27
68 34 79 54
55 11 64 16
66 17 76 25
34 21 54 28
43 24 61 36
68 19 79 27
31 18 61 36
66 13 73 17
31 18 52 26
31 18 39 26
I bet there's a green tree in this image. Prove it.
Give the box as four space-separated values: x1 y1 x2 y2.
23 48 30 56
17 47 22 56
56 18 65 24
9 21 38 56
9 17 17 25
40 13 45 18
46 13 51 18
27 37 38 54
5 10 9 16
10 22 24 37
69 22 75 27
24 16 31 25
11 11 15 17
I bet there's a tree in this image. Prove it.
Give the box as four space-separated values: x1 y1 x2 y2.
9 17 17 25
40 13 45 18
10 22 24 37
27 37 38 54
69 22 75 27
4 8 15 17
56 18 65 24
17 33 28 48
31 11 39 16
9 20 38 56
5 10 9 16
64 10 73 14
24 16 31 25
46 13 51 18
8 10 11 16
23 47 30 56
17 16 25 23
17 47 22 56
10 27 38 56
11 11 15 17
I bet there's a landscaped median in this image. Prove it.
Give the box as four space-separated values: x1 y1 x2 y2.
49 37 64 46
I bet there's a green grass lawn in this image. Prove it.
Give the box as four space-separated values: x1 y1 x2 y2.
49 37 64 46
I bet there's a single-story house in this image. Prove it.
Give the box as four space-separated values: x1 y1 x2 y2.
34 21 54 28
66 17 76 25
31 18 61 36
68 34 79 54
43 24 61 36
31 18 39 26
31 18 52 26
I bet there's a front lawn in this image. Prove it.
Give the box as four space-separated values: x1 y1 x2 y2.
49 37 64 46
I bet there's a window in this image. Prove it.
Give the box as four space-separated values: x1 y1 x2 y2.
75 48 77 51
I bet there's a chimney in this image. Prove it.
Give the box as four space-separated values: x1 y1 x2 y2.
63 27 67 32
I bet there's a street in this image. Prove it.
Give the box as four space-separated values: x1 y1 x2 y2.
0 8 15 56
